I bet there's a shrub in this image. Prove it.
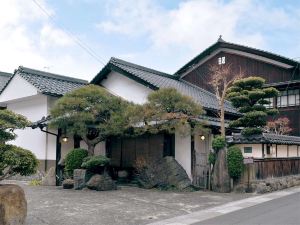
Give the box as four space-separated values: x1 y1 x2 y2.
81 155 110 173
212 136 226 151
208 152 216 165
64 148 88 177
0 145 39 179
227 145 244 180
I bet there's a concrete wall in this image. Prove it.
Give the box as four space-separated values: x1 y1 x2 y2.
101 71 153 104
175 125 192 180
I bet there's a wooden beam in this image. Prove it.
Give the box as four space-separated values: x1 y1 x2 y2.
297 145 299 157
262 143 265 158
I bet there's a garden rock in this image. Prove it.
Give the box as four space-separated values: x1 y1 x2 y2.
0 184 27 225
62 179 74 189
74 169 87 190
135 156 192 191
41 167 56 186
86 174 117 191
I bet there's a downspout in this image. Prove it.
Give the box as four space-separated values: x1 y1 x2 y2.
39 127 62 186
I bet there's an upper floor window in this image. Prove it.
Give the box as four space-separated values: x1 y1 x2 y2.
264 98 274 108
218 56 225 65
277 89 300 107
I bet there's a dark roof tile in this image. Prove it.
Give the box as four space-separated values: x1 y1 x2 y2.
15 66 88 96
0 72 13 93
93 57 239 115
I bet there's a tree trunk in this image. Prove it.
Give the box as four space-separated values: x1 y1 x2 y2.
212 147 231 193
87 143 95 156
220 100 226 137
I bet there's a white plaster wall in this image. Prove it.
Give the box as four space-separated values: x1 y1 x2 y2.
7 95 48 160
175 126 192 180
0 74 38 103
289 145 298 157
101 71 153 104
237 144 263 158
277 145 288 157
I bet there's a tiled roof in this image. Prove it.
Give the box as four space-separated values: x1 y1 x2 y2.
14 66 88 96
0 72 12 93
175 38 299 76
228 133 300 145
92 57 239 115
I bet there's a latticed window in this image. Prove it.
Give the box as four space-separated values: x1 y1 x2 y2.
277 89 300 107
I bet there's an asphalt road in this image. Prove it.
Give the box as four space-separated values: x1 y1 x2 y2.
195 192 300 225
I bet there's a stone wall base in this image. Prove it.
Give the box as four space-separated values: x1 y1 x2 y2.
234 174 300 193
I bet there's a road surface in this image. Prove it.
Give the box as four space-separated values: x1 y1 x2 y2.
195 191 300 225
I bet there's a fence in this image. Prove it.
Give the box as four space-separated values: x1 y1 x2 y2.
253 157 300 180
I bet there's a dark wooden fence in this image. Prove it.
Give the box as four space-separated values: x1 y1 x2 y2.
254 158 300 180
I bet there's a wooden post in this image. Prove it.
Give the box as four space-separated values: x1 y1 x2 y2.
297 145 299 157
55 128 62 186
276 144 278 158
262 144 265 158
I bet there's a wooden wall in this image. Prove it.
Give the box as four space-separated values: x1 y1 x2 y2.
182 52 298 93
182 51 300 136
107 133 174 168
254 158 300 180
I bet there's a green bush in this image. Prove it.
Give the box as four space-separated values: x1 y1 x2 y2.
227 145 244 180
81 155 110 173
0 144 39 178
64 148 88 177
212 136 226 151
208 152 216 165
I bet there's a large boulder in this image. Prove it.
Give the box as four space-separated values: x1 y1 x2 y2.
86 174 117 191
135 156 192 191
41 167 56 186
0 184 27 225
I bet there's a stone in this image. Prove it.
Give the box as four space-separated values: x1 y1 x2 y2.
62 179 74 189
86 174 117 191
74 169 87 190
256 183 269 194
135 156 192 191
0 184 27 225
233 184 246 193
41 167 56 186
211 149 231 193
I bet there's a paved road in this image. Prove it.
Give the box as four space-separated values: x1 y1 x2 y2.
195 192 300 225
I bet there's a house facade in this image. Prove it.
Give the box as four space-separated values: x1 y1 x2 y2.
91 57 239 184
176 37 300 136
0 66 89 171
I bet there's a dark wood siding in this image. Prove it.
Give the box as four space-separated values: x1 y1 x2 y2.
182 51 300 135
108 133 172 168
182 52 297 93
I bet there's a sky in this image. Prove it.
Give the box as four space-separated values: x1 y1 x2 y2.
0 0 300 81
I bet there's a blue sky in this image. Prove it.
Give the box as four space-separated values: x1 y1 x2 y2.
0 0 300 81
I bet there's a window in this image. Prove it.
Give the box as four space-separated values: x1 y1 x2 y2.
218 56 225 65
244 147 252 153
264 98 274 108
277 89 300 107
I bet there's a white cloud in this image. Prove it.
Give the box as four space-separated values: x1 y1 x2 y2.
40 24 74 48
97 0 300 72
0 0 99 80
